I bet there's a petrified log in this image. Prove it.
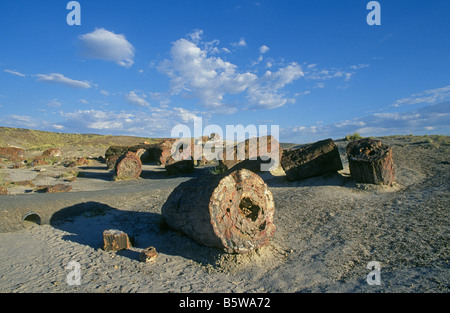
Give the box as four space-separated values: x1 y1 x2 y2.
103 229 132 251
0 186 8 195
219 135 282 172
280 138 343 181
114 151 142 180
161 169 276 254
0 147 24 161
346 138 395 186
165 159 195 176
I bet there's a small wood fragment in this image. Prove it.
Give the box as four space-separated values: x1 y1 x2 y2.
103 229 132 252
139 247 158 263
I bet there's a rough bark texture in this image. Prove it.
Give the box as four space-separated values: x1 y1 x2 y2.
280 138 343 181
103 229 132 251
219 136 282 172
161 169 276 254
346 138 395 186
114 151 142 180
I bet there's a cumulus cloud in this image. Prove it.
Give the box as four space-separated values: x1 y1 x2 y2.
125 91 149 107
36 73 92 89
3 69 26 77
259 45 270 54
78 28 135 68
159 32 304 111
231 37 247 47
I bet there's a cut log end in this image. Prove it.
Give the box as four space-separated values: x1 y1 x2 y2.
114 151 142 180
162 169 276 254
209 169 276 253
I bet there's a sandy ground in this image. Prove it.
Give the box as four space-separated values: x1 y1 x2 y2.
0 136 448 293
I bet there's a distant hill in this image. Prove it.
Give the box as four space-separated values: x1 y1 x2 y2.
0 127 160 150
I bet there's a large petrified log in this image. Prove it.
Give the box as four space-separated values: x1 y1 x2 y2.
280 138 343 181
346 138 395 186
218 135 282 172
161 169 276 254
114 151 142 180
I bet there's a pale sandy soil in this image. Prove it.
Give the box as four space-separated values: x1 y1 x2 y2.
0 135 448 293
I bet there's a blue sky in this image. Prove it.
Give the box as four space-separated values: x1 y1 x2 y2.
0 0 449 143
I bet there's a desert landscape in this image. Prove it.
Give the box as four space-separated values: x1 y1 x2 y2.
0 127 448 293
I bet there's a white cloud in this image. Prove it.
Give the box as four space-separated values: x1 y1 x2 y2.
124 91 149 107
259 45 270 54
231 37 247 47
52 124 66 130
4 69 26 77
392 85 450 107
78 28 135 68
100 90 110 96
36 73 92 89
282 101 450 143
58 107 203 137
159 32 304 111
47 98 62 108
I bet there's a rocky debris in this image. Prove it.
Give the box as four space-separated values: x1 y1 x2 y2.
139 247 158 263
114 151 142 180
280 138 343 181
12 162 26 169
162 169 276 254
36 184 73 193
42 148 63 158
218 135 282 172
65 157 89 168
103 229 132 252
0 186 8 195
346 138 395 186
0 147 24 162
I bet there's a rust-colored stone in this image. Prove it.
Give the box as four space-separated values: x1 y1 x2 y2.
0 147 24 161
162 169 276 254
0 186 8 195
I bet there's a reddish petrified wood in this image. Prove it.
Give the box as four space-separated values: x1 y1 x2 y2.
161 169 276 254
346 138 395 186
219 135 282 172
280 138 343 181
103 229 132 251
114 151 142 180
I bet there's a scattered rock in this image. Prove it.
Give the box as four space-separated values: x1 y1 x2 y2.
139 247 158 263
37 184 72 193
103 229 132 252
0 186 8 195
42 148 63 158
0 147 24 162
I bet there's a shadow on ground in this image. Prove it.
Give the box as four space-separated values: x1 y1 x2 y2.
49 201 225 265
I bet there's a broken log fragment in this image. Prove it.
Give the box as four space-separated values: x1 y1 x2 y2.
161 169 276 254
114 151 142 180
139 247 158 263
103 229 132 251
280 138 343 181
219 135 282 172
346 138 395 186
